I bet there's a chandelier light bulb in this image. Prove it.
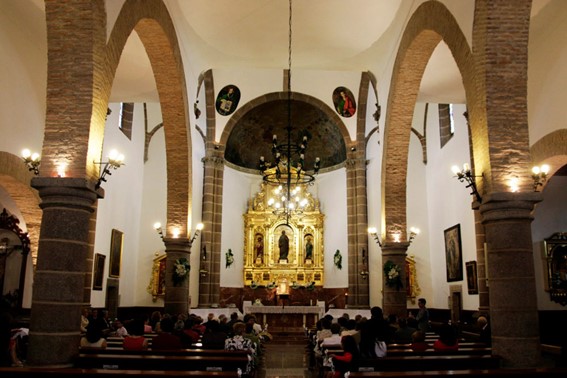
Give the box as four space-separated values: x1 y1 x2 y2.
532 166 540 175
368 227 377 235
153 222 162 230
196 223 204 231
22 149 31 159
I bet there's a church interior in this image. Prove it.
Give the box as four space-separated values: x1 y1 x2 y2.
1 0 567 375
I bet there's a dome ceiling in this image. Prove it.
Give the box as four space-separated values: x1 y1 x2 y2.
225 99 346 171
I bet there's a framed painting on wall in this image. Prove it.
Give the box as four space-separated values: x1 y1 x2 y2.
92 253 105 290
465 261 479 294
444 224 463 282
109 229 123 278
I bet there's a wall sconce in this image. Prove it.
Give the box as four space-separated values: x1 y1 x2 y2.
360 248 369 279
21 149 40 175
190 223 204 244
451 163 482 202
409 227 420 244
368 227 382 247
95 150 124 189
532 164 550 192
153 222 164 240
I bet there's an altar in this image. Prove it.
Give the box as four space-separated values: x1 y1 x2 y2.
243 303 325 332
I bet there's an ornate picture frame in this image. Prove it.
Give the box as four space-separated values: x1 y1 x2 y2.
92 253 105 290
444 224 463 282
109 229 123 278
465 261 478 294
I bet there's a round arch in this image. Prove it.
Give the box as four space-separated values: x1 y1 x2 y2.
106 0 191 234
0 151 41 266
381 0 477 240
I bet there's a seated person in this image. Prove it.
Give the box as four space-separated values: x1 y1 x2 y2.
180 317 200 347
321 323 343 350
202 320 228 350
80 324 107 349
328 335 360 378
410 330 429 352
394 318 417 344
225 322 255 375
113 319 128 337
477 316 491 346
151 317 182 350
433 323 459 352
123 319 148 350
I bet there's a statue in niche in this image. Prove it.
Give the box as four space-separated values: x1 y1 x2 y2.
278 230 289 261
305 235 313 262
254 234 264 264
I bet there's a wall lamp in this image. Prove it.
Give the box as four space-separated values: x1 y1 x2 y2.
153 222 164 240
22 149 40 175
409 227 421 244
368 226 420 246
451 163 482 202
368 227 382 247
95 150 124 189
532 164 550 192
190 223 204 244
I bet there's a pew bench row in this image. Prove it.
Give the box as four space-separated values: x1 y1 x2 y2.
75 353 249 372
356 355 502 371
348 368 567 377
0 367 239 378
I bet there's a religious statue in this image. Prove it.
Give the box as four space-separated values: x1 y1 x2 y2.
278 230 289 261
254 235 264 263
305 236 313 261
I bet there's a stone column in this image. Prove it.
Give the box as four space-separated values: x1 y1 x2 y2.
27 177 99 366
480 192 542 368
198 153 224 307
163 237 192 315
381 243 409 318
345 154 369 308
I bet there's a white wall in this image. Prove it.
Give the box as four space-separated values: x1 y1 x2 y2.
422 103 478 311
317 168 348 288
220 167 261 289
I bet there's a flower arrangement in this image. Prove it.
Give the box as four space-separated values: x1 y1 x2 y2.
334 250 342 270
266 281 277 290
384 260 403 290
173 257 190 286
225 249 234 268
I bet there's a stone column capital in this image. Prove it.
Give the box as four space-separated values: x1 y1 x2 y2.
480 191 542 223
31 176 102 205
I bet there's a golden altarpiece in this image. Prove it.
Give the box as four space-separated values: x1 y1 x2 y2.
243 182 324 288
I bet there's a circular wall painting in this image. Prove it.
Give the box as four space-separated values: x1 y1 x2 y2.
216 84 241 116
332 86 356 118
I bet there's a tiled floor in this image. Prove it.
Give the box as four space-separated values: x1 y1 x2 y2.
256 333 317 378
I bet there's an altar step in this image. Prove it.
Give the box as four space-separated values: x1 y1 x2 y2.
266 331 309 345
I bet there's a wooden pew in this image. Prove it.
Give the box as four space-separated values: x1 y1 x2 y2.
0 367 239 377
385 347 492 356
357 354 502 372
78 347 250 358
348 368 567 377
75 353 248 372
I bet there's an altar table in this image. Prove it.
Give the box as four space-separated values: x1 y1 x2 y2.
243 305 325 332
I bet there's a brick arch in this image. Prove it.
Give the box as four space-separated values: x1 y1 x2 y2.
530 129 567 183
0 151 41 266
106 0 191 234
219 91 352 148
381 0 476 241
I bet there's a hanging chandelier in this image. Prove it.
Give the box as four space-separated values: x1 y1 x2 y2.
258 0 320 222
